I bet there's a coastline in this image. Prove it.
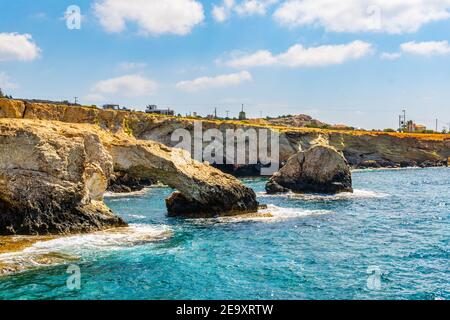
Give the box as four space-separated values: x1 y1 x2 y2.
0 224 173 276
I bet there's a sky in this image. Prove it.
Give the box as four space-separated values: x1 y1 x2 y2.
1 0 450 130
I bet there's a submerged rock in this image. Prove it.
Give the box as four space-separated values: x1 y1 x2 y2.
266 145 353 194
0 120 126 235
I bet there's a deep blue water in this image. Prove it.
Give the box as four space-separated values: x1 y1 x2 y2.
0 168 448 300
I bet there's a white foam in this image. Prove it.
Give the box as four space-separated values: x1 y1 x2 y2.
0 224 172 275
28 224 172 253
104 187 153 198
251 204 332 222
104 183 170 198
188 205 333 224
127 214 147 220
257 189 388 200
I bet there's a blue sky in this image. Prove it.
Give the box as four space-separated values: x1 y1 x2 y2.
1 0 450 130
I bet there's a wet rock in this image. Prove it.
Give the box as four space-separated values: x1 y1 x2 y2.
108 171 156 193
266 145 353 194
400 160 417 168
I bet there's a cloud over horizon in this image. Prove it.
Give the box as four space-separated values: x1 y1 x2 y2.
176 71 252 92
92 74 158 97
225 40 372 68
0 72 18 90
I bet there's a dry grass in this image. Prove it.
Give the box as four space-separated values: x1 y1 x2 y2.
4 99 447 142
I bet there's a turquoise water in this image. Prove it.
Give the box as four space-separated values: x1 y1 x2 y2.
0 168 448 300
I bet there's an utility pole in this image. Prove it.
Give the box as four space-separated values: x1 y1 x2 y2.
74 97 78 104
214 107 217 118
435 118 438 132
225 110 230 119
402 109 407 131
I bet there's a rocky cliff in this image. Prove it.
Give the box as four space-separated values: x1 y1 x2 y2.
0 120 126 235
1 98 449 173
0 117 258 235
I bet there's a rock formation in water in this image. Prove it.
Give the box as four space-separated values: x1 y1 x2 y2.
266 145 353 194
0 119 259 234
0 120 126 235
108 171 156 193
108 139 258 217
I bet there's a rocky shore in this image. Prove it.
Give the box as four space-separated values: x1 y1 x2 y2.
0 118 258 235
1 98 447 174
0 98 448 235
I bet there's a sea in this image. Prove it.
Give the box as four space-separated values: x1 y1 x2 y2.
0 167 448 300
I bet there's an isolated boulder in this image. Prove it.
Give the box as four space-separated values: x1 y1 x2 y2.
266 145 353 194
0 120 126 235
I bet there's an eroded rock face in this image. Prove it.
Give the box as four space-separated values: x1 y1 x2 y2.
0 119 259 234
266 145 353 194
2 99 450 172
0 120 126 235
108 171 156 193
108 141 259 217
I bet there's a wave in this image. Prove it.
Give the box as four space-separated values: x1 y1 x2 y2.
104 183 170 198
0 224 172 276
126 214 147 220
256 189 388 200
187 205 333 225
104 187 153 198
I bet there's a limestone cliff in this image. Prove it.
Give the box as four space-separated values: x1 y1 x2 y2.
0 120 126 235
0 118 258 234
1 98 449 172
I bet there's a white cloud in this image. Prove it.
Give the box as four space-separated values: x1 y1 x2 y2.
380 52 402 60
400 40 450 56
93 74 158 96
83 93 107 103
212 0 235 22
176 71 252 92
0 72 18 90
94 0 204 35
235 0 278 16
212 0 277 22
273 0 450 34
226 40 372 68
0 33 41 61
